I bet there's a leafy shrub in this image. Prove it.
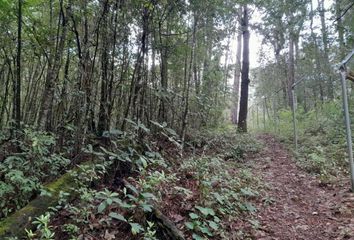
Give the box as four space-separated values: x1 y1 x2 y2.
0 127 70 218
258 100 351 180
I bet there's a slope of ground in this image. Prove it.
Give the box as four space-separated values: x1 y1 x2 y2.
251 134 354 240
6 132 354 240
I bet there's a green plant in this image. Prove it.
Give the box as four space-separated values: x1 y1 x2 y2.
62 223 80 236
144 221 157 240
0 127 72 219
185 206 220 239
26 213 55 240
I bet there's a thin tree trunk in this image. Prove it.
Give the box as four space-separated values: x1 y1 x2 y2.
287 36 295 109
310 1 324 102
158 19 169 123
37 0 70 131
122 5 149 130
318 0 333 99
231 11 242 124
97 0 110 136
336 0 345 59
14 0 22 130
181 13 196 152
237 5 250 132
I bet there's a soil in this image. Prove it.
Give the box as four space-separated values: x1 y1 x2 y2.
251 134 354 240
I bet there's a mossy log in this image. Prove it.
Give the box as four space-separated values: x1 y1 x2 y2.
149 208 185 240
0 169 79 239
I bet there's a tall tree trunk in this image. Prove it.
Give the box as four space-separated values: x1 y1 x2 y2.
223 37 230 101
287 36 295 109
0 63 11 129
318 0 333 99
14 0 22 130
237 5 250 132
97 0 110 136
310 1 324 102
158 21 168 123
181 13 196 152
122 5 149 130
231 11 242 124
37 0 69 131
335 0 345 59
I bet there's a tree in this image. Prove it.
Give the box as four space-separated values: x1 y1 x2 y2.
231 8 242 125
14 0 22 130
238 5 250 132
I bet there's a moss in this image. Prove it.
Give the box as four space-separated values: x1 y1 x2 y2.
0 166 85 238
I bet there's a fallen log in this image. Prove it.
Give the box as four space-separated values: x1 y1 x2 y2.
0 169 79 238
149 207 185 240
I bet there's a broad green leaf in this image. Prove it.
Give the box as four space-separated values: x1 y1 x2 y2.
97 202 107 213
185 222 194 230
208 221 219 230
192 233 204 240
244 202 257 212
141 203 153 212
189 213 199 219
200 225 213 236
141 192 155 199
109 212 127 222
130 223 144 235
195 206 215 216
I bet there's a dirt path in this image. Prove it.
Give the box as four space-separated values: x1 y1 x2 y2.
251 134 354 240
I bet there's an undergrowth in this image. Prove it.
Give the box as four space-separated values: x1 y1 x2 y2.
9 124 264 240
0 127 70 218
255 100 350 184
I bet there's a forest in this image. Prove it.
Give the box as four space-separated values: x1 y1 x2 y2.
0 0 353 239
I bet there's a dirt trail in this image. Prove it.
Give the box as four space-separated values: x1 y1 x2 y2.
251 134 354 240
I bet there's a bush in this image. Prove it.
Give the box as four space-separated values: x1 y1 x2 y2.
0 127 70 218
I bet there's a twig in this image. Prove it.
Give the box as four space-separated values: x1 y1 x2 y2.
334 2 354 22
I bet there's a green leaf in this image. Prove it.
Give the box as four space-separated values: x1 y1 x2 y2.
199 225 213 236
213 216 221 223
141 203 153 212
119 201 133 209
192 233 204 240
243 202 257 212
185 222 194 230
195 206 215 216
139 156 148 168
141 192 155 199
109 212 127 222
165 127 177 136
240 187 258 197
125 183 138 195
212 192 224 204
189 212 199 219
208 221 219 230
150 120 164 128
97 202 107 213
106 198 113 205
130 223 144 235
112 197 123 205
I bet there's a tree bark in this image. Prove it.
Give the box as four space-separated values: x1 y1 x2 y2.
158 20 168 123
37 0 70 131
318 0 333 99
287 36 295 109
181 12 196 152
237 5 250 132
336 0 345 59
14 0 22 130
231 9 242 124
97 0 110 136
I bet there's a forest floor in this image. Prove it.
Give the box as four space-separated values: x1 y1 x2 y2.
250 134 354 240
5 131 354 239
